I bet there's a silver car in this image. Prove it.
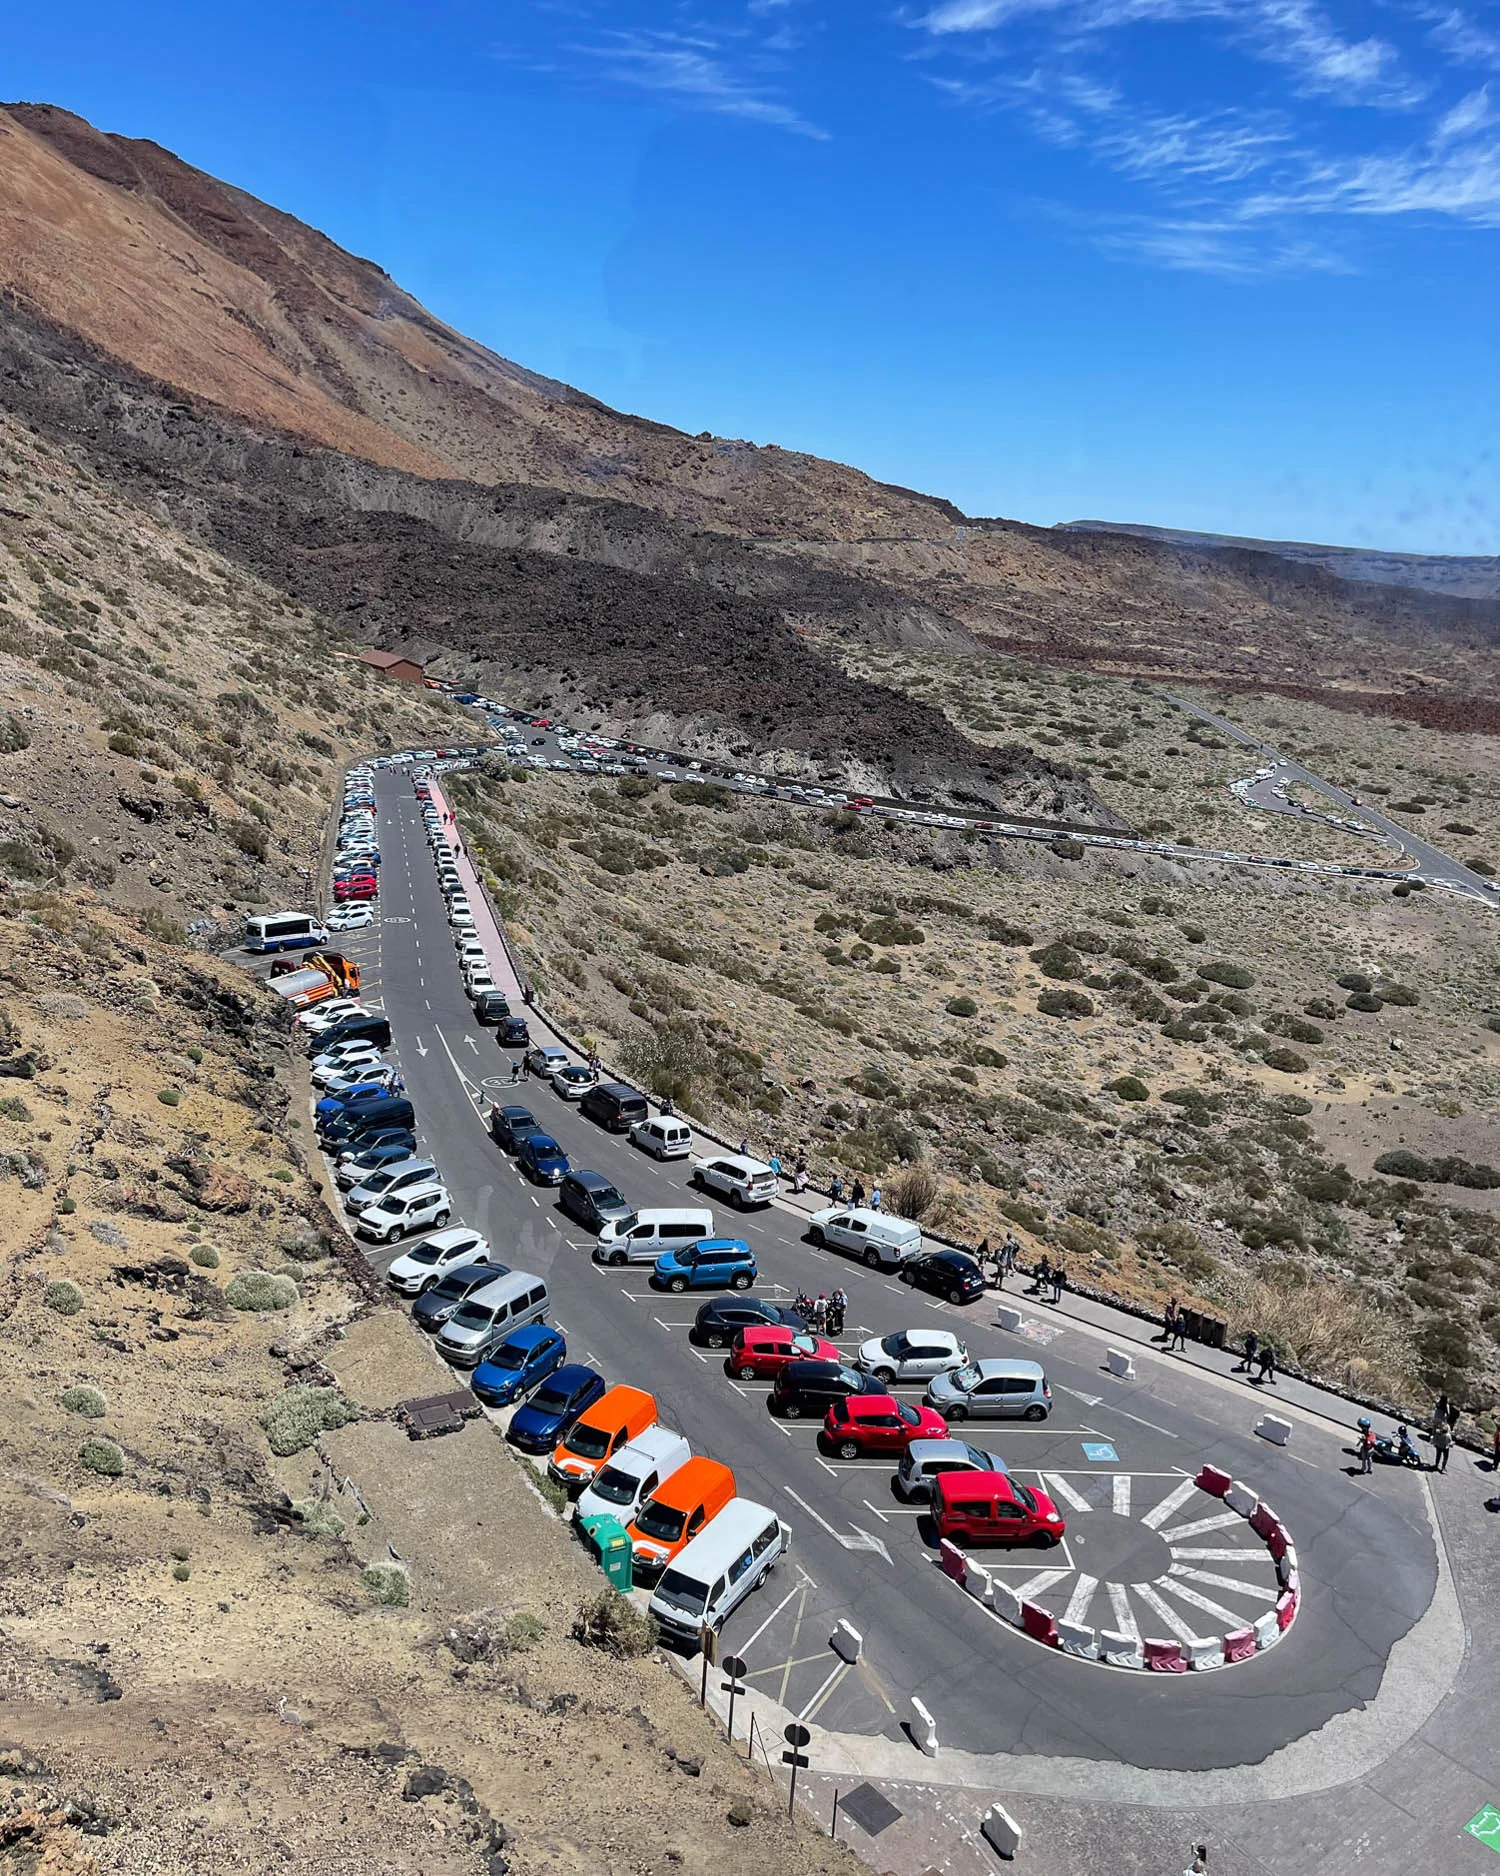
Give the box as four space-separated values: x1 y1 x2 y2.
924 1359 1051 1423
345 1157 438 1214
895 1438 1008 1502
854 1330 967 1386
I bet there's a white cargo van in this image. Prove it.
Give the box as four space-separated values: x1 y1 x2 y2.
648 1498 791 1646
573 1425 691 1528
436 1270 548 1367
806 1206 922 1270
593 1207 714 1267
631 1116 693 1160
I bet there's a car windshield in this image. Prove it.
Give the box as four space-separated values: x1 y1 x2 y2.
949 1364 981 1392
530 1384 571 1414
564 1422 612 1460
655 1569 708 1615
898 1403 922 1427
406 1240 444 1265
615 1213 640 1235
431 1273 477 1301
836 1365 863 1389
590 1185 624 1209
1014 1482 1039 1514
880 1333 904 1355
962 1445 994 1469
485 1340 530 1370
635 1500 686 1543
589 1464 639 1506
450 1301 493 1331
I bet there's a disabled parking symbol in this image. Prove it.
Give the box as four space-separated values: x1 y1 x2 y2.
1467 1806 1500 1855
1081 1441 1118 1463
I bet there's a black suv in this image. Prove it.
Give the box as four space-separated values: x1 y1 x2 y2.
489 1104 541 1150
579 1082 649 1132
498 1016 530 1047
691 1296 806 1350
900 1250 987 1306
770 1359 884 1419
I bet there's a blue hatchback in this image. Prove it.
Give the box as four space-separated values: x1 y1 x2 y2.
472 1324 567 1407
517 1131 569 1185
507 1363 605 1453
314 1079 395 1122
652 1237 757 1293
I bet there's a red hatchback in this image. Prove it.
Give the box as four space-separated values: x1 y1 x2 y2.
933 1470 1066 1547
729 1325 839 1380
821 1394 947 1460
334 873 378 901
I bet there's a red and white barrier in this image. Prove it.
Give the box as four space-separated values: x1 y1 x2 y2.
1021 1601 1059 1647
1144 1637 1187 1673
1099 1628 1143 1668
1057 1618 1099 1660
1187 1637 1225 1671
939 1539 967 1581
1223 1625 1257 1663
1195 1465 1232 1496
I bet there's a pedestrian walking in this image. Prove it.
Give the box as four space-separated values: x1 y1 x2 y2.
977 1237 994 1286
769 1152 782 1179
793 1156 808 1195
870 1184 882 1212
1185 1847 1209 1876
1170 1308 1188 1352
1433 1393 1450 1436
1157 1296 1179 1344
1431 1420 1452 1473
1001 1234 1019 1276
1051 1263 1066 1306
1029 1254 1052 1298
510 1061 520 1085
1235 1329 1259 1372
520 1055 530 1081
1257 1343 1277 1386
851 1177 866 1208
1492 1422 1500 1473
830 1173 845 1205
1448 1399 1461 1434
1357 1418 1376 1475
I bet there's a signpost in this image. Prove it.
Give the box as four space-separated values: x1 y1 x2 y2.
721 1654 747 1743
783 1723 811 1817
699 1621 717 1706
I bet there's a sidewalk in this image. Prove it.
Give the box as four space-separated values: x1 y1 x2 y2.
425 781 525 1003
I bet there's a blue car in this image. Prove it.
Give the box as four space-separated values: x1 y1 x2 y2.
314 1079 397 1122
652 1237 757 1293
517 1131 569 1185
472 1324 567 1407
507 1363 605 1453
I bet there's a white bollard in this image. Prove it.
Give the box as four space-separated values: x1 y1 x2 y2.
1187 1637 1225 1671
1098 1629 1143 1669
965 1559 993 1604
1253 1610 1281 1650
981 1803 1023 1859
1255 1414 1292 1446
1224 1480 1258 1517
1106 1348 1135 1379
830 1619 862 1664
1057 1618 1099 1660
996 1305 1024 1332
909 1696 939 1756
1276 1545 1298 1587
991 1581 1023 1625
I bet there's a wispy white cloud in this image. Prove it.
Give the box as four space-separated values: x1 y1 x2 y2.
1093 214 1353 273
1241 126 1500 221
1096 111 1295 182
1425 6 1500 71
573 26 828 136
1435 82 1494 138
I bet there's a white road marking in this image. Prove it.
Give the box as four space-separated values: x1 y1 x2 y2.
1158 1577 1246 1629
1040 1473 1091 1513
1058 1386 1104 1407
1157 1511 1244 1543
737 1583 801 1654
1106 1583 1141 1643
1111 1475 1132 1518
1132 1581 1205 1646
1108 1405 1180 1438
1062 1573 1099 1627
1169 1565 1278 1604
1012 1567 1072 1602
1140 1477 1199 1529
1171 1546 1268 1561
798 1658 851 1724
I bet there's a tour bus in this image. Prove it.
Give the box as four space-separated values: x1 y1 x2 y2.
244 911 329 954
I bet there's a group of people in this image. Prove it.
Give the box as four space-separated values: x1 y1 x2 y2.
1231 1327 1279 1383
826 1172 882 1211
796 1288 848 1336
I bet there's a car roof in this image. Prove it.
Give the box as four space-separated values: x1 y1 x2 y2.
432 1261 508 1291
936 1468 1018 1500
932 1249 979 1268
420 1226 482 1252
906 1437 980 1463
537 1362 598 1392
707 1153 773 1174
972 1357 1046 1380
498 1105 535 1121
570 1169 618 1192
526 1134 563 1153
844 1393 900 1417
578 1383 655 1424
692 1237 752 1255
782 1359 844 1382
597 1082 644 1099
494 1322 558 1350
644 1454 734 1508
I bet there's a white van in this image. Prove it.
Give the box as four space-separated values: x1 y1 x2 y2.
806 1206 922 1271
436 1270 548 1367
574 1425 692 1528
631 1116 694 1160
593 1207 714 1268
648 1498 791 1646
245 911 329 954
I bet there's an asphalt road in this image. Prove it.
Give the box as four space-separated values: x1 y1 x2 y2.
296 765 1445 1777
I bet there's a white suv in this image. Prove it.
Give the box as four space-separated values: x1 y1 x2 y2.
356 1182 452 1244
690 1154 778 1208
386 1225 490 1296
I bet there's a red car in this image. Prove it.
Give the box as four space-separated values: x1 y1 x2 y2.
334 873 378 901
729 1325 839 1380
820 1393 948 1460
933 1470 1065 1547
850 796 875 810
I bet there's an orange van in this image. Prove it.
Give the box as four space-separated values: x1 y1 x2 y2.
548 1385 656 1491
627 1456 736 1580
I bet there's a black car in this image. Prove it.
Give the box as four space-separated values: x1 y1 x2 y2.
411 1261 511 1334
770 1359 884 1419
498 1015 531 1047
901 1250 987 1306
489 1104 542 1150
692 1296 806 1350
579 1081 649 1132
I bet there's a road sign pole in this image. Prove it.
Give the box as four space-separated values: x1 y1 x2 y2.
782 1723 811 1820
721 1654 747 1744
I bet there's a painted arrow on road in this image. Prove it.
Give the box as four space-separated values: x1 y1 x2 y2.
413 1035 428 1058
464 1035 479 1055
783 1486 892 1565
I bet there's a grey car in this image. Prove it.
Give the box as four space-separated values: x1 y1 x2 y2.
924 1359 1051 1422
558 1169 632 1232
895 1437 1009 1502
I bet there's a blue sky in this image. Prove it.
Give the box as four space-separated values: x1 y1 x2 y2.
7 0 1498 551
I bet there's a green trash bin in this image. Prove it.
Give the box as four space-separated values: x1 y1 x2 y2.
579 1513 634 1593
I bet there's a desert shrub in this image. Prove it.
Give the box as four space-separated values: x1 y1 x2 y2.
225 1270 298 1313
860 916 925 946
573 1588 656 1657
983 918 1034 945
60 1384 107 1418
1470 858 1497 877
292 1499 346 1537
362 1562 410 1607
1374 981 1419 1007
1179 922 1206 944
156 1088 182 1106
1054 1217 1118 1262
616 774 658 800
670 781 732 810
1031 942 1084 981
1198 960 1255 989
1265 1013 1323 1045
230 819 269 861
44 1279 84 1315
1060 928 1109 955
172 1562 191 1582
276 1221 327 1263
1037 988 1094 1019
1261 1047 1309 1074
189 1244 220 1268
1336 971 1372 993
1346 992 1384 1013
871 955 900 976
0 713 33 753
1304 998 1340 1020
1140 895 1171 914
1051 839 1085 859
1298 1167 1355 1204
944 995 978 1018
1106 1074 1149 1101
77 1437 124 1476
1487 1017 1500 1036
1415 1315 1476 1389
885 1162 939 1220
1138 1221 1217 1283
959 1042 1008 1069
1374 1151 1500 1189
258 1385 359 1456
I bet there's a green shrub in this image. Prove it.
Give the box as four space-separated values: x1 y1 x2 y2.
157 1088 182 1107
1374 981 1419 1007
0 1093 32 1121
983 918 1034 945
172 1562 191 1582
78 1437 124 1476
1037 988 1094 1019
1262 1047 1309 1074
944 995 978 1018
871 955 900 976
362 1562 410 1607
1106 1074 1149 1101
1373 1151 1500 1190
292 1499 346 1537
573 1587 656 1657
190 1245 220 1268
258 1385 359 1456
1336 971 1372 993
1050 839 1085 860
45 1279 84 1316
60 1384 107 1418
1198 961 1255 989
1346 992 1384 1013
276 1222 327 1263
860 916 925 947
1179 922 1206 943
1373 1149 1433 1181
1138 1221 1217 1283
1486 1016 1500 1036
225 1270 299 1313
1265 1013 1323 1045
1030 942 1084 981
1304 998 1340 1021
